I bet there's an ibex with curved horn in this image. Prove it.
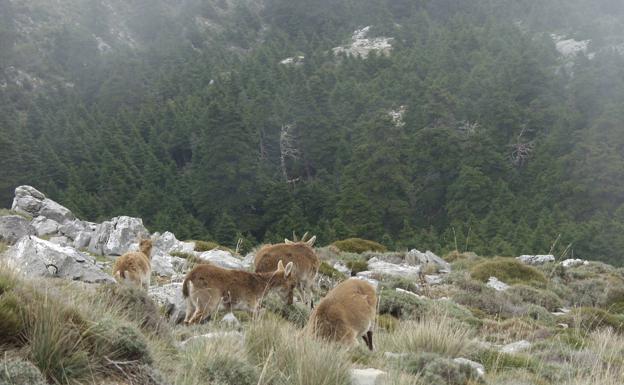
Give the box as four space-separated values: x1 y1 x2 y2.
254 232 319 307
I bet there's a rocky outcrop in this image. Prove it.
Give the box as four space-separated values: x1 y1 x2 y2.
517 255 555 265
501 340 531 354
405 249 451 272
360 257 421 280
88 216 149 256
31 216 59 237
350 368 387 385
152 231 195 254
148 282 186 323
333 26 392 58
453 358 485 377
11 185 75 223
560 258 588 268
0 215 35 244
197 249 244 270
486 276 510 291
2 235 114 283
151 250 187 277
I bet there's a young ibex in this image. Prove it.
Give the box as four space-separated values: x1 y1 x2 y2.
254 232 319 307
305 278 377 350
112 238 153 290
182 260 296 325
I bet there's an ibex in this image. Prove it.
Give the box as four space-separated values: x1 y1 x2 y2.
182 260 295 325
305 278 377 350
112 238 153 290
254 232 319 307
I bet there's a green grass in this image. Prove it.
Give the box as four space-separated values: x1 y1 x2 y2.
332 238 387 253
346 259 369 275
470 257 547 285
318 261 346 279
192 240 233 253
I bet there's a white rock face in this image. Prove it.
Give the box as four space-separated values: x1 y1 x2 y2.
150 251 178 277
486 276 510 291
501 340 531 354
517 255 555 265
152 231 195 254
552 34 590 57
0 215 35 244
31 216 59 237
334 261 351 275
148 282 186 323
388 105 407 127
49 235 71 247
333 26 392 58
11 185 75 223
2 235 114 283
453 358 485 377
351 368 387 385
364 257 421 279
560 258 588 268
280 55 304 65
198 249 244 270
405 249 451 272
353 274 380 288
88 216 149 255
395 288 423 298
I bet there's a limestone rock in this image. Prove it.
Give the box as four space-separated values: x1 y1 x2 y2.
88 216 149 255
405 249 451 272
49 235 71 247
11 185 75 223
180 331 244 348
2 235 114 283
364 257 421 279
333 26 392 58
151 250 187 277
486 276 510 291
0 215 35 244
351 368 387 385
453 358 485 377
560 258 588 268
198 249 244 270
517 255 555 265
152 231 195 254
501 340 531 354
148 282 186 323
58 220 96 240
31 216 59 237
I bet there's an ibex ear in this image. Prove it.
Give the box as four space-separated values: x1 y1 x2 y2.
306 235 316 247
277 260 285 271
285 262 294 277
284 239 293 244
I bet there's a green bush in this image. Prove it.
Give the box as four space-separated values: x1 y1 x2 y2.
95 284 167 336
0 358 47 385
318 261 346 280
398 352 480 385
0 292 25 344
453 289 520 318
193 240 232 253
332 238 387 254
200 355 258 385
263 294 311 328
346 260 369 275
508 285 564 311
470 258 547 285
605 285 624 314
568 278 607 307
562 307 624 333
377 313 399 331
378 290 429 319
85 317 152 364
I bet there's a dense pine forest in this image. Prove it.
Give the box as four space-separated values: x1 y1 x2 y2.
1 0 624 264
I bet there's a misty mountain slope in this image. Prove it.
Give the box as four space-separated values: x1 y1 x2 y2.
1 0 624 264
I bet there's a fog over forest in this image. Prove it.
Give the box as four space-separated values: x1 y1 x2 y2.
1 0 624 264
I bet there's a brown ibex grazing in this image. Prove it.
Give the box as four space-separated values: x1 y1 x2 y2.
112 238 153 290
254 232 319 307
182 260 296 325
305 278 377 350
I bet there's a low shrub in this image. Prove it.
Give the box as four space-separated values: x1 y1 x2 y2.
508 285 564 311
567 278 607 307
263 293 311 328
474 348 539 373
318 261 346 280
346 259 369 275
604 285 624 314
332 238 387 254
397 352 481 385
377 313 399 331
378 289 429 319
0 292 26 344
85 317 152 365
95 284 167 336
563 307 624 333
0 357 47 385
470 258 547 285
193 240 232 253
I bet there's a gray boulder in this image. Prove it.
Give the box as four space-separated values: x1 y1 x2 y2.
31 216 59 237
516 255 555 265
453 358 485 377
73 231 92 249
11 185 75 223
501 340 531 354
0 215 35 244
151 250 187 277
2 235 114 283
406 249 451 272
198 249 244 270
486 276 510 291
365 257 421 279
88 216 149 255
152 231 195 254
148 282 186 323
350 368 387 385
58 220 96 240
49 235 71 247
